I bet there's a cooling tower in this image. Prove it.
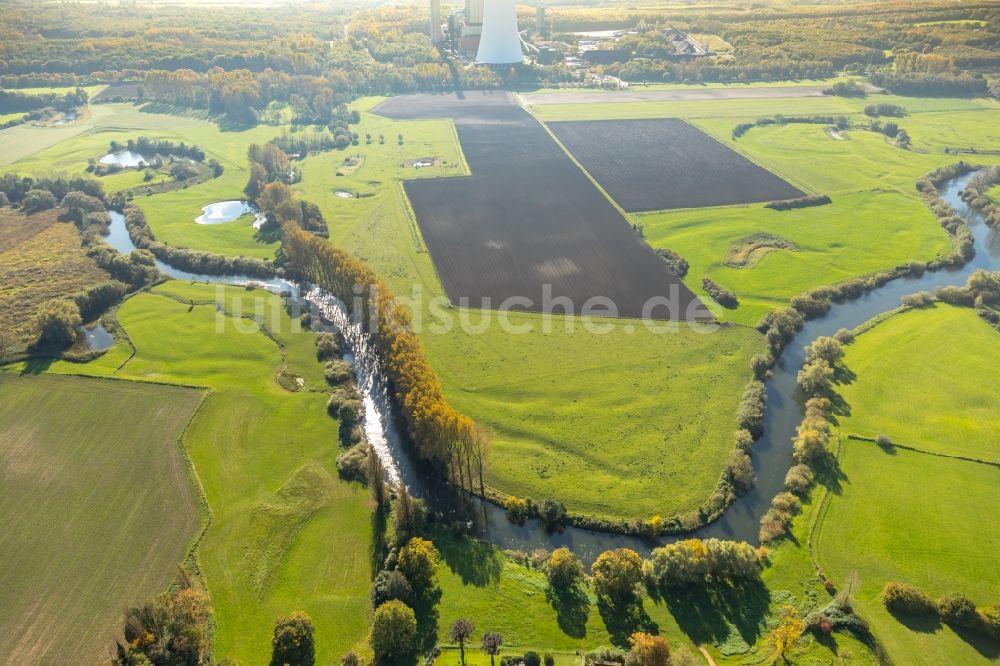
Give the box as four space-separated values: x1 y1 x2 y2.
476 0 523 65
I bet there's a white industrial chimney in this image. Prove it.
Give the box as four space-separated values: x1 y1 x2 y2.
476 0 523 65
430 0 443 44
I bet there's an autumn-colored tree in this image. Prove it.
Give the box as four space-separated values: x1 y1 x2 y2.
481 632 503 666
626 632 670 666
769 605 805 663
34 299 82 347
270 611 315 666
545 547 585 594
371 600 417 665
592 548 643 601
397 537 439 593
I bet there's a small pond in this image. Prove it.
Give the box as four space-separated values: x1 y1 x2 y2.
195 200 257 225
78 323 114 351
99 151 150 168
54 111 78 126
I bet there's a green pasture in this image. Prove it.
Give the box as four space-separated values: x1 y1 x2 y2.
639 190 951 326
2 102 282 259
836 304 1000 459
815 442 1000 666
0 373 202 665
23 282 373 665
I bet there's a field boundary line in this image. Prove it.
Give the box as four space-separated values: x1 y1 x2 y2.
845 434 1000 469
446 118 472 177
395 180 428 254
528 107 631 220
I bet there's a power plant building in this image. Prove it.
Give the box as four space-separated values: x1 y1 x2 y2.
476 0 524 66
465 0 484 26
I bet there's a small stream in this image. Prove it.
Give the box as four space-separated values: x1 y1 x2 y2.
104 173 999 562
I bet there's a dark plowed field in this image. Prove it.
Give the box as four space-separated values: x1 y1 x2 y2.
375 93 709 321
548 118 805 212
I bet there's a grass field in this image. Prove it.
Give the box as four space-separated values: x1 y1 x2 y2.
812 305 1000 665
23 282 374 665
835 305 1000 459
0 373 202 665
0 208 110 352
815 443 1000 665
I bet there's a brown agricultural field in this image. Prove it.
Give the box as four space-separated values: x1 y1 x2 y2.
375 93 708 321
0 208 110 353
547 118 804 212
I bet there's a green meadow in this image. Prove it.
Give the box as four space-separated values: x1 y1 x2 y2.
298 98 767 522
2 102 282 259
0 373 202 665
835 305 1000 459
816 443 1000 666
22 282 373 665
812 305 1000 665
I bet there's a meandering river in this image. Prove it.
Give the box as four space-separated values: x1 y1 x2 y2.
105 173 999 562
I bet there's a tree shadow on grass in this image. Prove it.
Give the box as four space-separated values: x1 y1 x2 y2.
662 578 771 648
413 586 442 655
433 530 502 587
370 503 389 577
813 449 848 496
597 594 657 648
949 624 1000 659
19 356 53 375
888 609 941 634
546 587 590 639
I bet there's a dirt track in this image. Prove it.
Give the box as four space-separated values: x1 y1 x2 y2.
375 92 710 321
518 85 833 106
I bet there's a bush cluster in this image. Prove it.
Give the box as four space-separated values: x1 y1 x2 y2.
654 248 689 277
882 582 1000 640
701 277 738 308
764 194 832 211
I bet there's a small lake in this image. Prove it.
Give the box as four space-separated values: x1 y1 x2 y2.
195 201 257 225
99 151 149 168
78 323 114 351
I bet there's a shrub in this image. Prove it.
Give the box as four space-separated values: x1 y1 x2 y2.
881 582 938 616
805 336 843 364
523 651 541 666
727 450 754 493
538 498 568 533
901 291 933 307
797 359 834 396
784 464 814 495
505 495 529 525
939 592 980 628
324 359 352 384
342 652 360 666
979 605 1000 640
335 442 368 482
833 327 854 344
875 434 893 447
34 299 82 347
654 248 688 277
702 277 738 308
736 381 767 438
544 655 555 666
316 332 339 360
764 194 831 211
372 569 412 608
21 188 57 213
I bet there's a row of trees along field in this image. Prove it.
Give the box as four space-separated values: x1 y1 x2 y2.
282 223 489 496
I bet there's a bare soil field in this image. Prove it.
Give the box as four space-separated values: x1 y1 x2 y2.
0 209 110 351
0 374 202 666
548 118 805 212
518 85 834 106
374 92 708 320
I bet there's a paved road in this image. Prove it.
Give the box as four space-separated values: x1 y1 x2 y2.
518 85 834 105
